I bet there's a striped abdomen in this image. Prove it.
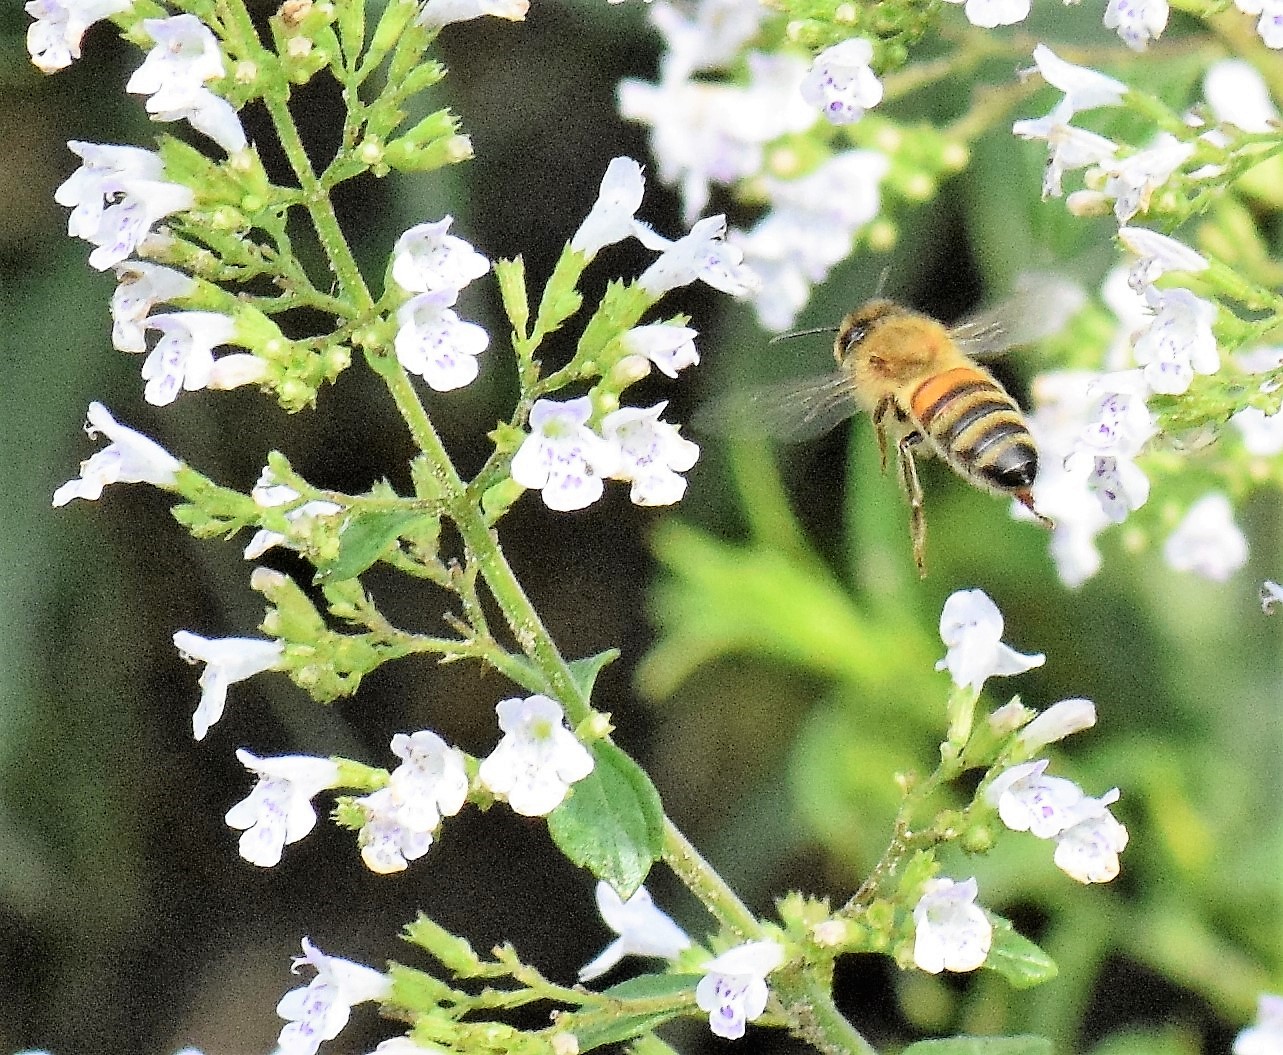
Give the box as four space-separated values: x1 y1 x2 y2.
909 365 1038 495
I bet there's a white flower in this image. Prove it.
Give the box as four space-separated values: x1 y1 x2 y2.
1261 580 1283 614
800 39 883 125
602 403 700 506
387 730 470 833
618 325 699 378
225 750 342 867
620 54 813 223
1132 287 1219 395
276 938 392 1055
392 217 490 294
394 288 490 391
1012 112 1118 199
150 85 248 153
1078 378 1156 457
571 157 646 259
55 141 194 270
987 759 1084 839
579 881 692 982
1235 0 1283 47
912 877 993 974
1232 406 1283 456
172 631 284 741
244 468 344 560
353 787 436 874
1101 135 1194 223
416 0 529 28
1163 493 1249 582
110 262 196 353
141 311 237 405
478 695 594 816
1016 698 1097 753
695 940 785 1040
1028 44 1127 116
510 397 617 512
126 15 226 103
648 0 766 79
1235 994 1283 1055
1081 452 1151 523
1103 0 1169 50
935 589 1045 693
1052 789 1128 883
1205 60 1280 132
636 214 758 298
942 0 1029 28
25 0 133 73
1117 227 1208 290
52 401 181 506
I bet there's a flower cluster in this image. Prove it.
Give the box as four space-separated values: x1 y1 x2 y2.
220 695 592 870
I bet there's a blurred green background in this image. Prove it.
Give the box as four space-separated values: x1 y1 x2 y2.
1 2 1280 1054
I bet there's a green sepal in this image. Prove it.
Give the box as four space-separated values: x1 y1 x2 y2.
901 1036 1053 1055
495 257 530 341
984 915 1058 989
547 741 664 899
315 508 423 582
562 973 699 1050
403 912 486 977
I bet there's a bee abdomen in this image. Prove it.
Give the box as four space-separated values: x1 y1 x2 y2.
911 366 1038 494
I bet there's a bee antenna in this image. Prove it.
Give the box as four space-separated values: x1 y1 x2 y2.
769 325 839 344
873 266 892 299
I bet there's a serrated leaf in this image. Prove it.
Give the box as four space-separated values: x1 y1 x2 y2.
902 1037 1053 1055
547 741 664 899
568 649 620 701
984 915 1058 989
317 509 421 581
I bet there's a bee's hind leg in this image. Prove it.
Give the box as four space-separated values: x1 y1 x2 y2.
897 431 928 578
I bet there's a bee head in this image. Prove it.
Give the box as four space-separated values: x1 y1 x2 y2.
834 299 906 366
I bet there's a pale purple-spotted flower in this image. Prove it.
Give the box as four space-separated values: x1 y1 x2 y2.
387 730 470 834
111 262 196 353
275 938 392 1055
695 940 785 1040
391 217 490 294
1117 227 1207 290
800 38 883 125
636 215 757 298
618 325 699 378
571 157 646 259
1011 114 1118 200
353 787 436 875
394 288 490 391
647 0 766 78
935 589 1045 693
602 403 699 506
52 401 181 506
1234 994 1283 1055
478 695 594 817
942 0 1030 28
149 85 248 154
1026 45 1127 118
1104 0 1169 50
1052 789 1128 883
987 759 1085 839
416 0 529 29
579 881 692 982
510 397 617 512
225 750 342 867
1132 287 1219 396
25 0 133 73
912 877 993 973
141 311 237 405
55 141 194 270
172 631 284 740
1101 134 1194 223
1016 698 1097 754
1234 0 1283 48
1162 493 1249 582
1081 453 1151 523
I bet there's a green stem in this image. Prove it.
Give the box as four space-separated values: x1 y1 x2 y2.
773 972 879 1055
661 821 760 937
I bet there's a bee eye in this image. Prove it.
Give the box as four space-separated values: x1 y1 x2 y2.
841 323 869 357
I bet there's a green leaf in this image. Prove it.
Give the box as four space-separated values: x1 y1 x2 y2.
494 257 530 340
547 741 664 899
902 1037 1053 1055
984 915 1058 989
568 649 620 701
566 974 699 1051
317 509 421 582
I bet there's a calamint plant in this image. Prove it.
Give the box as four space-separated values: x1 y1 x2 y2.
25 0 1279 1050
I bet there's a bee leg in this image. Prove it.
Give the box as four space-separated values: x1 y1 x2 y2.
898 431 928 578
872 396 895 474
1016 489 1055 529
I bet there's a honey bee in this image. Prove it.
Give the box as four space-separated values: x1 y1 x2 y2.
734 281 1081 577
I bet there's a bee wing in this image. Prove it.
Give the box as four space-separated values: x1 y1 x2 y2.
696 372 860 443
950 275 1087 359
